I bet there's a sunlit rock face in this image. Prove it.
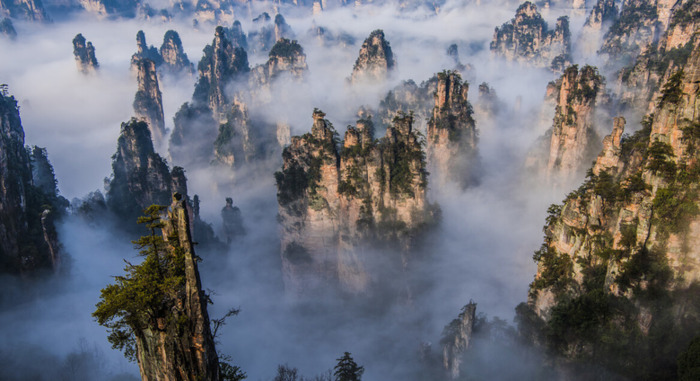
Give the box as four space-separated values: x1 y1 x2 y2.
72 33 99 74
0 0 49 21
350 29 396 83
276 109 435 297
616 0 700 114
490 1 571 71
132 195 221 381
0 91 64 274
133 58 165 147
160 30 193 74
578 0 619 56
519 28 700 379
526 65 605 188
251 38 308 87
426 70 479 188
584 0 619 31
78 0 138 17
599 0 679 66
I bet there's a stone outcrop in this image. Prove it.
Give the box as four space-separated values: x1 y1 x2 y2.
276 109 433 296
192 26 249 120
0 17 16 39
441 302 477 380
160 30 193 74
426 71 479 188
247 12 275 54
106 118 178 225
0 91 65 274
274 13 293 42
192 0 234 25
584 0 619 31
221 197 244 244
474 82 502 120
445 43 469 73
78 0 138 18
213 97 256 167
108 118 222 247
225 20 248 50
0 0 49 21
133 58 165 146
350 29 396 83
617 1 699 113
73 33 99 74
578 0 619 56
591 116 626 175
130 30 193 75
309 24 355 48
599 0 678 66
133 195 221 381
528 65 605 188
378 76 437 132
251 38 308 86
130 30 162 70
490 2 571 70
170 102 218 169
518 30 700 379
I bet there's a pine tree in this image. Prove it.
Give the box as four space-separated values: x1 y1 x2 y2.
333 352 364 381
93 204 182 360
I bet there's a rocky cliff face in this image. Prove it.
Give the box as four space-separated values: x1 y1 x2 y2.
518 34 700 379
584 0 619 30
441 303 476 380
73 33 99 74
130 30 193 75
221 197 244 244
351 29 396 83
578 0 619 56
108 118 221 247
490 1 571 70
225 20 247 50
378 76 437 132
528 65 605 188
251 38 308 87
170 102 218 169
160 30 193 74
0 0 49 21
426 71 479 188
133 58 165 147
276 109 433 296
0 91 65 274
0 17 16 39
617 1 699 113
192 26 250 120
106 118 176 225
146 194 220 380
247 12 275 54
78 0 138 18
112 195 221 381
274 13 293 42
131 30 162 70
213 96 257 168
599 0 678 66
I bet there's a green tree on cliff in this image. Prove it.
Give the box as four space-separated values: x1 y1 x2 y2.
92 204 184 360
